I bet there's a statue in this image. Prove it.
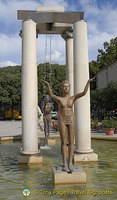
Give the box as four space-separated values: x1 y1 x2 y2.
42 95 53 138
42 77 95 172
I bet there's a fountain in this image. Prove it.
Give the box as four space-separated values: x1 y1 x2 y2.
0 137 116 199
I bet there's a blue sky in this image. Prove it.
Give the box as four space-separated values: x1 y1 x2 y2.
0 0 117 67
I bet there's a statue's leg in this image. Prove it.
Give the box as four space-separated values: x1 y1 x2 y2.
44 117 47 138
48 116 51 138
59 120 68 171
46 118 49 137
68 122 75 172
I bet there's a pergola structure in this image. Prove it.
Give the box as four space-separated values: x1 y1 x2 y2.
17 6 98 163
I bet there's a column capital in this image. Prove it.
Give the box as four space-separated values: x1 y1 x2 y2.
19 30 22 38
61 30 73 40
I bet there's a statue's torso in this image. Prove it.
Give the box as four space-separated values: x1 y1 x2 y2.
43 102 52 116
59 96 75 125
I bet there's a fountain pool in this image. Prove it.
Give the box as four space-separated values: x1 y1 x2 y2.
0 139 117 200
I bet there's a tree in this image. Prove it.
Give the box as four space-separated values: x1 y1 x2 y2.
37 63 66 111
89 61 99 89
90 82 117 118
89 37 117 90
102 82 117 111
0 64 65 116
0 66 21 113
97 37 117 69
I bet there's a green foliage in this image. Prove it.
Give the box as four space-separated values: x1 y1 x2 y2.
89 61 99 77
97 37 117 69
0 36 116 114
38 63 65 110
0 63 66 113
89 61 99 90
0 66 21 110
101 117 117 129
101 82 117 111
91 82 117 112
91 118 98 129
89 37 117 90
90 88 103 111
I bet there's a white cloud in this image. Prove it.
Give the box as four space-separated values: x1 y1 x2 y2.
88 31 116 61
0 0 39 25
0 33 21 66
39 0 68 8
78 0 117 61
0 61 18 68
51 50 65 64
79 0 99 17
0 0 68 67
0 33 21 55
0 0 69 27
0 0 117 67
37 35 65 64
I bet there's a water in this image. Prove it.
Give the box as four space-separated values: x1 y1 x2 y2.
0 139 117 200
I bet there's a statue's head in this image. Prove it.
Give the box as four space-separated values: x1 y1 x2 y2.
44 95 50 102
61 80 70 95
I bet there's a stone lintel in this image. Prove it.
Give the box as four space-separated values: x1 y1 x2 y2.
17 10 35 20
74 152 98 163
36 22 72 34
52 166 86 185
18 154 42 164
17 10 84 24
17 10 83 34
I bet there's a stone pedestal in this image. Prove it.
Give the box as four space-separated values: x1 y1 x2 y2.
52 166 86 185
18 154 42 164
40 138 56 146
74 152 98 163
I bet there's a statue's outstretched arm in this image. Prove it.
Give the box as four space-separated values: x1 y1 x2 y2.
73 77 95 102
42 80 60 103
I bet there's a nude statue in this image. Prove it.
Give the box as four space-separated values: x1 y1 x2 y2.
42 77 95 172
42 95 53 138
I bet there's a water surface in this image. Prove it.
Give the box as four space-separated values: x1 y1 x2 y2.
0 139 117 200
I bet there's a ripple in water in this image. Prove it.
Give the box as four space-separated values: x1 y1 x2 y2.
40 145 52 150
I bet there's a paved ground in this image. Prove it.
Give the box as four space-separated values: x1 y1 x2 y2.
0 121 117 141
0 121 22 137
0 120 59 138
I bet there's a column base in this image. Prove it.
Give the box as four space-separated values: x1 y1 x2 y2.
52 165 86 185
74 148 93 154
18 154 43 164
20 149 40 155
74 152 98 163
40 138 56 146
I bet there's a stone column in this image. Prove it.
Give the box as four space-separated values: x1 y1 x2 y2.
18 19 42 164
73 20 98 162
62 31 74 96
